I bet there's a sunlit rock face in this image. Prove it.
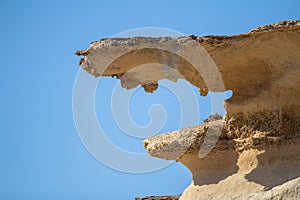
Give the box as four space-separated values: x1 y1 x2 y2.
76 20 300 200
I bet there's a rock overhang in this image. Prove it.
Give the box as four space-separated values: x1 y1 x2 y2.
75 20 300 200
75 20 300 153
76 20 300 116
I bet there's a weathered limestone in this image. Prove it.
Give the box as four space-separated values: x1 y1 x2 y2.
76 20 300 199
144 119 300 199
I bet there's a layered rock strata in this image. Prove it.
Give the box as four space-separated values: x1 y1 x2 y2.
76 20 300 199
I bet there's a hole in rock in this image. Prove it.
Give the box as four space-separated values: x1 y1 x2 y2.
225 90 233 100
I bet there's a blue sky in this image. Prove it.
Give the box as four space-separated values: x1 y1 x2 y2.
1 0 299 199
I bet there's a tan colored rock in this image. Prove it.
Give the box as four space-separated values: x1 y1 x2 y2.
76 20 300 116
144 123 300 199
135 195 180 200
75 20 300 200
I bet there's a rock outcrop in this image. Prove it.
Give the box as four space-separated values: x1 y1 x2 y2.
135 195 180 200
75 20 300 199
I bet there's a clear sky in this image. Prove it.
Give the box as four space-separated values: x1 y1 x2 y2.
1 0 299 199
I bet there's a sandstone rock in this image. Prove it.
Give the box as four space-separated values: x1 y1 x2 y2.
75 20 300 200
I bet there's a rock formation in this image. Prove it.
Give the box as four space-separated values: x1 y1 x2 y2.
75 20 300 199
135 195 180 200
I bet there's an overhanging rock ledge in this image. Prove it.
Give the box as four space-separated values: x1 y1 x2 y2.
76 20 300 200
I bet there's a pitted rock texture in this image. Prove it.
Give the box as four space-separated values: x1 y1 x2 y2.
75 20 300 200
144 117 300 199
76 20 300 117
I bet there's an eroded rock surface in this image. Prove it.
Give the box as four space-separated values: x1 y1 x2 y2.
75 20 300 199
